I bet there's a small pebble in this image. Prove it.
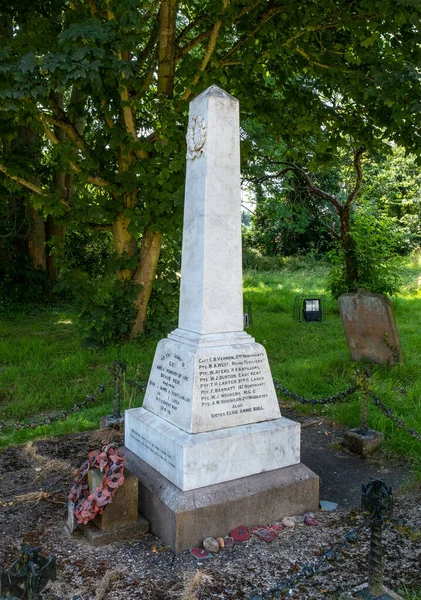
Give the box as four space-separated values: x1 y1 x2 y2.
320 500 338 511
294 515 305 524
203 537 220 553
229 525 250 542
189 547 213 560
281 517 295 528
224 536 235 548
304 512 315 518
304 515 318 526
216 537 225 549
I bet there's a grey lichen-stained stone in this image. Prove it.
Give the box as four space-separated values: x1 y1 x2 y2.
338 289 402 365
343 428 384 457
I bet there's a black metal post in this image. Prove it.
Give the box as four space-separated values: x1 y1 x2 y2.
361 479 393 599
356 369 371 432
109 361 126 420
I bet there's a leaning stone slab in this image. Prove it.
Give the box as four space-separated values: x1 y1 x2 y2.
338 290 402 365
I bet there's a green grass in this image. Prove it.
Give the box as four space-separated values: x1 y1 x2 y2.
1 254 421 477
0 307 157 447
243 253 421 474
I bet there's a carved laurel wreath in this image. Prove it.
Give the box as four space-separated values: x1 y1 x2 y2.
186 114 207 160
68 444 126 524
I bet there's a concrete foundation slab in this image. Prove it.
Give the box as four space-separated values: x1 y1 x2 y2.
125 448 319 553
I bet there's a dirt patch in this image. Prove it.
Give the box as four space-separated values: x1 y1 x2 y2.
0 424 420 599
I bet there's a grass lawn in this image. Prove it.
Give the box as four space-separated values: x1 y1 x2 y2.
1 253 421 478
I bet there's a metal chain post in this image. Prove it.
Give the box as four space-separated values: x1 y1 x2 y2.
361 479 393 599
108 361 126 420
355 368 371 432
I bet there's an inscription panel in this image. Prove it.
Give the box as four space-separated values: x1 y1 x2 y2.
143 339 280 433
146 351 192 421
196 351 272 424
129 428 176 470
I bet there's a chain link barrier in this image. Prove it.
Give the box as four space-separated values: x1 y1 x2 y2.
0 384 108 432
368 390 421 442
2 361 420 445
125 378 147 391
273 380 358 406
250 517 370 599
274 375 421 443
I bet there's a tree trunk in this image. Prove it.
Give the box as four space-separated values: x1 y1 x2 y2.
131 228 163 337
46 216 65 279
26 205 47 270
339 205 359 285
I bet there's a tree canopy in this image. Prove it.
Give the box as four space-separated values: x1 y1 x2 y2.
1 0 420 337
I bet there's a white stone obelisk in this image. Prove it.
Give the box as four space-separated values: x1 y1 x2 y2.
125 85 301 492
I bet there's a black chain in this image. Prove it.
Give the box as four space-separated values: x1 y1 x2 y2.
273 380 358 406
368 390 421 442
125 378 147 391
0 384 107 432
250 517 369 599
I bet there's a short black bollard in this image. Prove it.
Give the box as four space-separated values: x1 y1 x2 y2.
358 479 394 599
343 370 384 457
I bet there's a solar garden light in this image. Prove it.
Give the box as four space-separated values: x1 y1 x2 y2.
303 298 322 321
293 295 325 322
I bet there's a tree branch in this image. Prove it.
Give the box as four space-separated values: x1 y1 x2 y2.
0 163 48 197
177 28 213 58
217 3 282 65
346 147 365 208
294 47 331 69
181 0 229 101
39 115 111 188
87 222 113 231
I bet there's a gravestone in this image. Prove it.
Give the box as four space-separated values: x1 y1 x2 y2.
339 289 402 365
124 85 319 551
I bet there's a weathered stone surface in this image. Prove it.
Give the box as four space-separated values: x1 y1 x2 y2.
87 469 139 531
124 86 317 544
125 408 300 491
281 517 295 528
343 428 384 457
78 516 149 547
125 448 319 553
338 290 402 365
141 335 281 434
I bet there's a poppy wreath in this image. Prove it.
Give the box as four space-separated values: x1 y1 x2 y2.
68 444 126 524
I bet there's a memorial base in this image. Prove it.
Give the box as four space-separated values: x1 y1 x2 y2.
125 448 319 553
125 408 300 491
